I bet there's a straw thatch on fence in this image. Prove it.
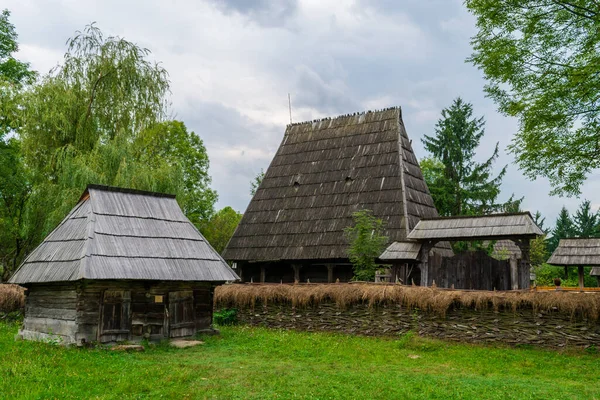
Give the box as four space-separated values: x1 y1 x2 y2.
0 284 25 313
215 283 600 320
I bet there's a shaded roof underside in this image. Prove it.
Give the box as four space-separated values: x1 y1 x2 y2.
224 108 439 262
407 213 544 241
548 238 600 266
10 186 239 284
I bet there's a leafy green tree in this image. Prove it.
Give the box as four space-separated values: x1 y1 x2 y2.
466 1 600 196
3 25 216 280
422 97 518 216
529 211 550 267
573 200 600 238
0 9 36 86
200 206 243 254
0 139 33 280
250 169 265 196
135 121 217 223
419 157 455 217
0 10 36 280
548 207 575 253
344 209 388 281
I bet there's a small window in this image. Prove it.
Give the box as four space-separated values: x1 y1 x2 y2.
154 295 164 304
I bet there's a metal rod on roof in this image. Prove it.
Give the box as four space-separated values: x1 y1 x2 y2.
288 93 293 124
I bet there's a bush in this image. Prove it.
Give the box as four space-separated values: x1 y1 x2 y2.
534 264 598 287
0 284 25 313
213 308 237 326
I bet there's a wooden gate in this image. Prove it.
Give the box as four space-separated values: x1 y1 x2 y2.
428 251 514 290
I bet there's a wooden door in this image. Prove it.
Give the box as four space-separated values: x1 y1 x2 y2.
168 291 195 338
99 290 131 343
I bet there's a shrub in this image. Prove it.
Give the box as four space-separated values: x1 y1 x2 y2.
344 210 388 281
214 308 237 326
534 264 598 287
0 284 25 313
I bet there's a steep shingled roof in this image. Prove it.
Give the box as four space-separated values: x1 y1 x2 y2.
223 107 440 262
548 238 600 267
10 185 239 284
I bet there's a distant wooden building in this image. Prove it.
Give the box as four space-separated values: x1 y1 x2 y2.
10 185 239 345
548 238 600 289
223 108 450 283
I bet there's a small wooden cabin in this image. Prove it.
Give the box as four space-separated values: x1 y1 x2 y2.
9 185 239 345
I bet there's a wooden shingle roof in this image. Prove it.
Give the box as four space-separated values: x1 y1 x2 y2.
223 107 440 262
406 213 544 241
379 241 422 261
10 185 239 284
548 238 600 266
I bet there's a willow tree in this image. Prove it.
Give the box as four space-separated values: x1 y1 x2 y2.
467 1 600 196
17 25 216 266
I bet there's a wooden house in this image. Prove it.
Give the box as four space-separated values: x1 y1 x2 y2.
9 185 239 345
548 238 600 289
223 108 450 283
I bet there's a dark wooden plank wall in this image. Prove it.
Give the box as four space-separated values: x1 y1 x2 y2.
428 251 513 290
76 281 215 344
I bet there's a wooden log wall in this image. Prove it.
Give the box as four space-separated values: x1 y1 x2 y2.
21 283 79 344
230 301 600 348
77 281 214 343
20 281 216 345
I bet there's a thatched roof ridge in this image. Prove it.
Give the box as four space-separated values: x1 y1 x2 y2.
407 213 543 241
286 107 402 127
223 107 439 262
10 185 239 284
548 238 600 266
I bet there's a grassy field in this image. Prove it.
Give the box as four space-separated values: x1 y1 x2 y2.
0 322 599 399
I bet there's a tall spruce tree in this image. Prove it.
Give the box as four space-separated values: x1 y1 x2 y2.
548 207 574 253
422 97 518 216
573 200 600 238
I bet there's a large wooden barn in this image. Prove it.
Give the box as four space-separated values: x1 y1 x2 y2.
223 107 451 283
9 185 239 345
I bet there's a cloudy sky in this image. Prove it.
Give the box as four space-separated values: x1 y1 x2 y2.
6 0 599 225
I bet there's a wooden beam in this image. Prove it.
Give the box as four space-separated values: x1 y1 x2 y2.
510 255 519 290
292 264 301 283
260 265 266 283
578 265 584 291
327 264 334 283
419 242 436 287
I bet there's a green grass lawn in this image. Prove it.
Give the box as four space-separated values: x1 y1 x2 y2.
0 322 599 399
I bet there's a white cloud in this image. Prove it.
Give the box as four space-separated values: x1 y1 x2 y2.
6 0 600 225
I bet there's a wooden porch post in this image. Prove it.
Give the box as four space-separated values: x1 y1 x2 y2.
260 265 266 283
419 242 435 287
510 255 519 290
327 264 334 283
515 239 532 290
292 264 301 283
578 265 584 291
